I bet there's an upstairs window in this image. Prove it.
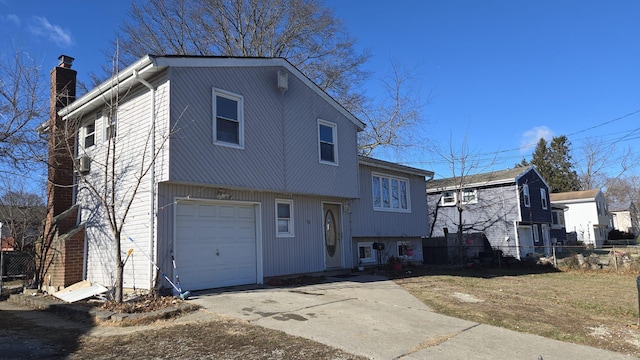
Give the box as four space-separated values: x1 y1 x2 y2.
83 123 95 148
540 188 548 210
105 113 116 141
462 189 477 204
318 119 337 164
441 191 456 206
372 174 409 212
213 89 244 147
276 199 294 237
522 184 531 207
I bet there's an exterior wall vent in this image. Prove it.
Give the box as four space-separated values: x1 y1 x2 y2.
277 70 288 92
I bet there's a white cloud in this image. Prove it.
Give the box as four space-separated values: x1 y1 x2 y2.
520 126 554 152
27 16 73 48
0 14 20 26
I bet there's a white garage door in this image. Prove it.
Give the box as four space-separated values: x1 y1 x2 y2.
175 201 257 291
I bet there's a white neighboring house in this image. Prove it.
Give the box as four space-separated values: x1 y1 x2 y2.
610 203 639 237
549 189 611 248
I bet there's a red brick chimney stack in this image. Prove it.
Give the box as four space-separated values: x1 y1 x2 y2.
42 55 84 290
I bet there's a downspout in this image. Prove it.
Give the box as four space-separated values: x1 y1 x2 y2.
133 70 157 290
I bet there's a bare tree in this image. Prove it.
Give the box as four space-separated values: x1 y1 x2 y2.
111 0 425 156
0 50 46 170
0 181 45 251
578 137 637 191
427 135 504 262
605 175 640 211
59 53 179 302
356 61 428 157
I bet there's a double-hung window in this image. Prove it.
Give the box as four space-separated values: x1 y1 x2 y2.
540 188 548 209
318 119 337 164
462 189 477 204
83 122 95 149
522 184 531 207
372 173 410 212
441 191 456 206
105 113 116 141
276 199 294 237
213 88 244 148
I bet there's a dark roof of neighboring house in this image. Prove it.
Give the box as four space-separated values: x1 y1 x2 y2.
427 167 533 192
549 189 600 202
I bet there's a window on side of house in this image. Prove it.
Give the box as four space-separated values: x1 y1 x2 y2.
318 119 337 164
83 122 95 149
522 184 531 207
372 173 410 212
276 199 294 237
213 88 244 148
540 188 548 209
105 113 116 141
462 189 477 204
441 190 456 206
357 242 375 263
551 210 565 227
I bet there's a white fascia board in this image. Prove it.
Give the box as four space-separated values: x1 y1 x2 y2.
427 178 514 193
59 55 159 121
359 157 434 178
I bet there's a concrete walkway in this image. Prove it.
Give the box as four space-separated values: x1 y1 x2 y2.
190 274 632 360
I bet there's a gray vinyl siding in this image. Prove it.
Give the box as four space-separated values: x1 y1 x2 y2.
351 164 429 237
167 66 359 198
156 182 354 279
427 184 521 257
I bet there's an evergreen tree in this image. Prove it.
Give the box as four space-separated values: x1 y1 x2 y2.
522 136 581 192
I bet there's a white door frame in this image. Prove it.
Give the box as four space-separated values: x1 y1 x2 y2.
322 201 344 269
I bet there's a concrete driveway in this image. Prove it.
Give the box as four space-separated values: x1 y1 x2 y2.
189 274 629 359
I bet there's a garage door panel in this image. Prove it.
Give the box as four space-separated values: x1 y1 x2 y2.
175 201 257 291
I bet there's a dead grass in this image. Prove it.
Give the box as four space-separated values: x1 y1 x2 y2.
395 267 640 357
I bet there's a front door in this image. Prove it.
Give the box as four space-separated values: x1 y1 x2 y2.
323 203 342 269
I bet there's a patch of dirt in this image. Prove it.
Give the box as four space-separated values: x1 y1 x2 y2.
98 294 184 314
451 292 484 303
0 306 366 359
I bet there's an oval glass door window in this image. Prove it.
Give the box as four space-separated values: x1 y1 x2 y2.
325 210 337 257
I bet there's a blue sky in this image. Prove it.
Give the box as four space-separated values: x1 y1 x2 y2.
1 0 639 182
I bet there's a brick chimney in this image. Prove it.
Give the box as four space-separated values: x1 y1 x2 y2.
41 55 85 290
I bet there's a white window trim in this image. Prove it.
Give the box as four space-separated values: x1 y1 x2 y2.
212 88 244 149
397 240 413 259
372 173 411 213
540 188 548 210
357 242 376 264
82 121 96 150
532 224 540 243
440 190 456 206
317 119 338 165
461 189 478 204
523 184 531 208
275 199 294 237
103 112 117 142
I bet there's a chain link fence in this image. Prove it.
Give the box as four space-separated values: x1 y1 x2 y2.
1 251 35 296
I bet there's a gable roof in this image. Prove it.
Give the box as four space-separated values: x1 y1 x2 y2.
426 166 536 192
358 156 434 178
53 55 365 130
549 189 601 203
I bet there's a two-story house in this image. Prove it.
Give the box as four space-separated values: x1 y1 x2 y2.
549 189 610 248
43 55 432 292
426 166 552 260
